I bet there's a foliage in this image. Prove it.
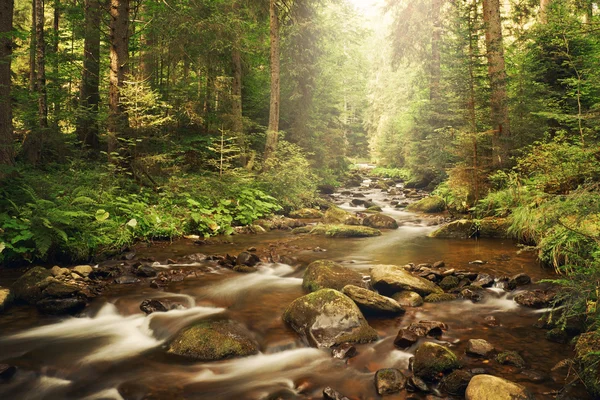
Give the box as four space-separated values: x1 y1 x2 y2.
369 167 410 180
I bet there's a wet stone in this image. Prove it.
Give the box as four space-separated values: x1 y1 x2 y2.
440 370 472 396
332 343 357 360
36 298 87 315
508 273 531 289
394 329 419 349
407 320 448 338
483 316 499 327
375 368 407 395
407 375 429 392
0 364 17 381
236 251 261 267
466 339 495 358
472 274 494 288
495 351 525 368
323 387 350 400
115 276 141 285
136 265 157 278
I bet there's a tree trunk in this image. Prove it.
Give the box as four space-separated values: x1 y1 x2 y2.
483 0 510 167
232 45 245 166
52 0 60 120
263 0 280 165
139 4 154 82
430 0 442 103
36 0 48 129
108 0 130 159
76 0 101 150
539 0 551 23
29 0 36 92
0 0 14 168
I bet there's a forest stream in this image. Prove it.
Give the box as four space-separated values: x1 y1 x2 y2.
0 174 589 400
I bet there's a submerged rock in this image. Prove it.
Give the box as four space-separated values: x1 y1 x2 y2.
341 285 404 315
412 342 460 380
429 218 509 239
11 267 52 304
36 298 87 315
168 320 259 361
440 370 472 396
466 339 495 358
407 196 446 213
391 291 424 307
495 351 525 368
303 260 367 292
465 374 533 400
282 289 378 348
371 265 443 296
375 368 407 395
362 214 398 229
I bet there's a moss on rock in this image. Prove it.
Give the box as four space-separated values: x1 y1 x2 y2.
11 267 52 304
495 351 525 368
309 224 381 238
289 208 324 219
282 289 378 348
429 218 509 239
407 196 446 213
424 293 458 303
439 276 460 291
413 342 461 380
303 260 367 292
168 320 259 361
371 265 443 296
362 214 399 230
323 207 360 225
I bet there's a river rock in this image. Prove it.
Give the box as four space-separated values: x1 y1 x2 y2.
282 289 378 348
440 370 472 396
50 266 70 277
323 387 350 400
140 298 186 314
407 375 430 392
0 288 13 312
135 265 157 277
513 290 554 308
341 285 404 315
546 327 569 344
323 207 360 225
424 293 458 303
439 276 460 290
460 287 484 303
311 224 381 238
407 196 446 213
168 320 258 361
407 320 448 338
42 281 79 298
495 351 525 368
394 328 419 349
72 265 93 277
371 265 443 296
508 273 531 289
375 368 407 395
429 218 509 239
392 291 424 307
236 251 261 267
0 364 17 381
36 298 87 315
289 208 323 219
472 274 494 288
413 342 460 380
575 332 600 397
466 339 495 357
115 275 141 284
11 267 52 304
332 343 357 359
362 214 398 229
233 265 258 273
465 375 533 400
303 260 367 292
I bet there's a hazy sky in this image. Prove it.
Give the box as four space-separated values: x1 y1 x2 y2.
347 0 385 16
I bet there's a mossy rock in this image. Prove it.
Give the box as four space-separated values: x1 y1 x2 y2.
439 276 460 291
282 289 378 348
310 224 381 238
424 293 458 303
342 285 404 315
546 327 569 344
391 291 424 307
465 375 534 400
495 351 525 368
42 281 80 298
289 208 324 219
429 218 509 239
11 267 52 304
168 320 259 361
575 332 600 398
440 370 472 396
323 207 360 225
362 214 399 230
366 206 383 212
413 342 461 380
303 260 367 293
371 265 443 296
291 226 313 234
375 368 407 395
407 196 446 213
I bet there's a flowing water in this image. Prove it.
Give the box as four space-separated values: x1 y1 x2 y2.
0 179 589 399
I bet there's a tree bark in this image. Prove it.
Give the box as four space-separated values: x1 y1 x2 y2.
36 0 48 129
76 0 102 150
263 0 280 165
52 0 60 119
232 45 245 166
483 0 510 166
539 0 551 23
139 3 154 83
0 0 14 168
430 0 442 103
29 0 36 92
108 0 130 159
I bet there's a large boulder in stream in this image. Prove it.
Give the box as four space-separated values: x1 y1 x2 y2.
11 267 52 304
465 375 534 400
303 260 367 292
375 368 407 395
341 285 404 315
362 214 398 229
323 207 361 225
283 289 378 348
407 196 446 213
412 342 461 381
370 265 443 296
429 218 509 239
289 208 324 219
168 320 259 361
309 224 381 238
